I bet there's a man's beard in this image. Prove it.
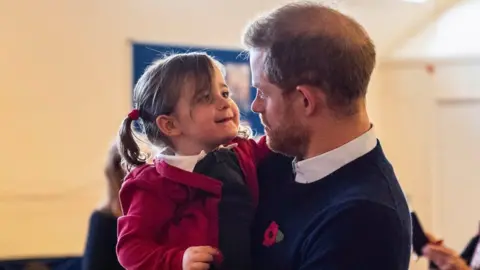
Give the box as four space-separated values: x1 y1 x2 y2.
263 115 309 159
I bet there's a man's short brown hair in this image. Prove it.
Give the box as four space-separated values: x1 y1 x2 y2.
242 1 376 115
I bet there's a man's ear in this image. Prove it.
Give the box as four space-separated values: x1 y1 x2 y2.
295 85 326 116
155 115 181 137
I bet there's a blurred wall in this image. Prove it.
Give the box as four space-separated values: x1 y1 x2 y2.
378 0 480 266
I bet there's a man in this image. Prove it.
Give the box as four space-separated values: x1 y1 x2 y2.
243 2 412 269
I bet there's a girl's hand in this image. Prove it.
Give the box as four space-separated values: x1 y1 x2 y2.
182 246 219 270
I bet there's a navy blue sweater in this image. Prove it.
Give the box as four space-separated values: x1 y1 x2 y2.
252 142 412 270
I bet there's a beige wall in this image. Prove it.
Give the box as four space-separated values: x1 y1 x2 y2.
377 2 480 268
375 60 480 269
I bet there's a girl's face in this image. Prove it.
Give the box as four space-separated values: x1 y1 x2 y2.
161 64 240 154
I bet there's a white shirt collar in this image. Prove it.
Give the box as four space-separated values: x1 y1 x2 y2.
156 144 237 173
157 151 207 173
294 126 377 184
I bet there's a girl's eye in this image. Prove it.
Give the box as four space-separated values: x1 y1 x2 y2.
222 91 230 98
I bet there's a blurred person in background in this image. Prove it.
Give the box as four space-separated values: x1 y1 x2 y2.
82 143 124 270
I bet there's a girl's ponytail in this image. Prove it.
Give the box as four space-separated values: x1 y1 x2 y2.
118 110 146 168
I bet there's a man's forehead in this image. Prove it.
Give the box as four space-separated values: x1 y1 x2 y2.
249 49 265 66
249 49 266 87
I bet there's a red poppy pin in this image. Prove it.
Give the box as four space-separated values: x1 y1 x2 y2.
263 221 284 247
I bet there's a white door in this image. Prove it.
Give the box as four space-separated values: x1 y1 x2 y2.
435 99 480 252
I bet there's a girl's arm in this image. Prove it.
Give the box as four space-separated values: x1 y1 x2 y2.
116 171 185 270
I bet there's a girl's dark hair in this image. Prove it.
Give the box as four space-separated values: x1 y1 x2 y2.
118 52 221 168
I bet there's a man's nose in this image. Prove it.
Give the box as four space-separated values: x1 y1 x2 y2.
251 96 264 113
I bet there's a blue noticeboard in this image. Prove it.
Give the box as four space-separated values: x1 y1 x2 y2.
132 43 263 135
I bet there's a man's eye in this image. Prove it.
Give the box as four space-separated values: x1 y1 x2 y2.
257 90 266 99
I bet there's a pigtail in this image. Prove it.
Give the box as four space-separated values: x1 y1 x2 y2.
118 115 146 169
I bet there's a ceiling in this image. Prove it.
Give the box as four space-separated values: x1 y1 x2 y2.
150 0 464 58
336 0 463 57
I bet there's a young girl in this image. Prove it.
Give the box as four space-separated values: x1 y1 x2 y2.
116 52 269 270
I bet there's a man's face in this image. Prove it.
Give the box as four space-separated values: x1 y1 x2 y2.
249 49 308 157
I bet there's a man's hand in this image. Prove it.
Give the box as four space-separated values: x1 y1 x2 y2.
423 244 471 270
182 246 218 270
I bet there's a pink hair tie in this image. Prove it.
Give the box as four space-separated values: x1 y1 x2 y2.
128 109 140 120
